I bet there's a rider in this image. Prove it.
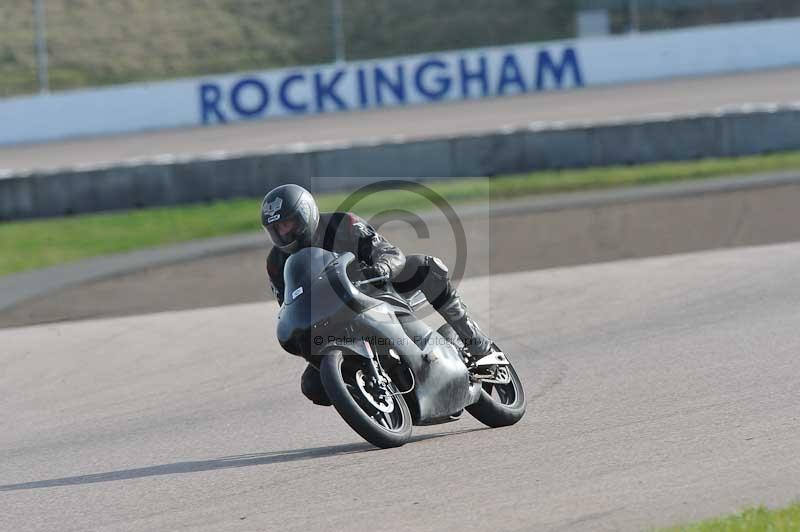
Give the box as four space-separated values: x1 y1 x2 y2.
262 183 493 406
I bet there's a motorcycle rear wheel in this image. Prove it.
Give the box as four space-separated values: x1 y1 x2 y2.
466 363 526 428
437 324 527 428
320 350 413 449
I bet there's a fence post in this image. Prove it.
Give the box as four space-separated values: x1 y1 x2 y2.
33 0 50 93
330 0 346 63
628 0 641 32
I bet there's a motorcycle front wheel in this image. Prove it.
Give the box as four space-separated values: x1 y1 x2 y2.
319 350 412 449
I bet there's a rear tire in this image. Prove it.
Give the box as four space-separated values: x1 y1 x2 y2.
465 364 526 428
320 350 412 449
437 324 527 428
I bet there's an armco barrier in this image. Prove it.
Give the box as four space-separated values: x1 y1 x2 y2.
1 105 800 221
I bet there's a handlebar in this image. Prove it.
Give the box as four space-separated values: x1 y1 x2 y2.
354 274 390 288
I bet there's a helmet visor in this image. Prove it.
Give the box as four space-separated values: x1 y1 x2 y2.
265 213 305 247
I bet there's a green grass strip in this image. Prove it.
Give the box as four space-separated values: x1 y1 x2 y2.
662 503 800 531
2 150 800 276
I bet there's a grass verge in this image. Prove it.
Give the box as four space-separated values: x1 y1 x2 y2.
2 150 800 276
662 503 800 531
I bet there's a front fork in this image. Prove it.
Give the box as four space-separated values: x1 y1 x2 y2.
362 340 391 390
331 323 397 396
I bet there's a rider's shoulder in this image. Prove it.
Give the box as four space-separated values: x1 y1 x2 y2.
320 211 356 221
267 246 287 271
319 211 366 229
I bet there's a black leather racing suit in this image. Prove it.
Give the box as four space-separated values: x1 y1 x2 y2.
267 211 479 406
268 212 402 305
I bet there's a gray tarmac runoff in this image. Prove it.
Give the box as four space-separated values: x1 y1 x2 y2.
1 242 799 531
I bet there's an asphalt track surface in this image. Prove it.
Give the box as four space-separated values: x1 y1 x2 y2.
2 67 800 173
2 242 799 531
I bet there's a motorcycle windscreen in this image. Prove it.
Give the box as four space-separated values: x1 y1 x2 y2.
278 248 359 356
282 247 339 304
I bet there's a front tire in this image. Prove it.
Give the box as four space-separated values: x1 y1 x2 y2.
319 350 412 449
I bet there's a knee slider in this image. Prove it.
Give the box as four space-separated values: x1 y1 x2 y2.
421 256 453 308
425 256 449 281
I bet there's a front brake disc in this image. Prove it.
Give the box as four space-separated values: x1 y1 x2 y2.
355 370 395 413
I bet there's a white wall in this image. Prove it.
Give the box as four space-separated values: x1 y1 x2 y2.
1 18 799 146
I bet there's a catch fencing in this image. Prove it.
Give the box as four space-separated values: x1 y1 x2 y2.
3 0 799 96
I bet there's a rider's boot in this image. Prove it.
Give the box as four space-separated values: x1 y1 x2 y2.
437 292 493 364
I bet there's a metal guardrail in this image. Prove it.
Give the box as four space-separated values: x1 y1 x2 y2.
2 104 799 221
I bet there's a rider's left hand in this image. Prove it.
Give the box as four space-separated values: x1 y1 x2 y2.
360 262 389 281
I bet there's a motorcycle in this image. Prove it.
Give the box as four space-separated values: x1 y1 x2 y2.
276 247 526 448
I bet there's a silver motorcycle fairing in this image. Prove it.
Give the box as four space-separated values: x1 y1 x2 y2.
279 248 482 424
412 329 483 421
350 310 482 422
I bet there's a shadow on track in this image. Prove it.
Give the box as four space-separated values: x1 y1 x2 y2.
0 427 485 491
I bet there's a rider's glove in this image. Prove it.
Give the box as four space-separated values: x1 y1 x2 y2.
361 261 390 281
